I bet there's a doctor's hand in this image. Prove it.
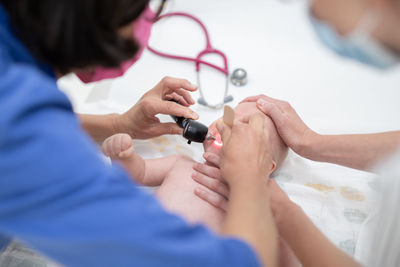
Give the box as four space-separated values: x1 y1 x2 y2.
116 77 199 139
193 115 274 210
241 95 318 156
218 114 274 188
213 115 280 267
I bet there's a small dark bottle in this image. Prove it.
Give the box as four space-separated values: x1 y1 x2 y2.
169 100 210 144
170 115 209 144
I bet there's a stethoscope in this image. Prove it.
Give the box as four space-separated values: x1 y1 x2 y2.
148 12 247 109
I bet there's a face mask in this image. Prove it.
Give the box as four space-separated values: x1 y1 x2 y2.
309 9 399 69
76 7 154 83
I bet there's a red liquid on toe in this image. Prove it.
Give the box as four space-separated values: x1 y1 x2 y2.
212 132 223 147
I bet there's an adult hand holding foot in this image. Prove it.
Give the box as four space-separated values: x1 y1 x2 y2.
79 77 199 142
191 101 361 267
242 95 400 171
194 148 360 267
217 106 278 267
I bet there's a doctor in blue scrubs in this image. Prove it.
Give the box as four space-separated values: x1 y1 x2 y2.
0 0 279 266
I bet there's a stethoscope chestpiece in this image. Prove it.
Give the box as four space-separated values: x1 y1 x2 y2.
231 68 248 87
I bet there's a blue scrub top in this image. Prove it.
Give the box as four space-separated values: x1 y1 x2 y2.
0 5 260 267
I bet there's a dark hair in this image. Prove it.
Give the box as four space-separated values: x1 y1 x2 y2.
1 0 149 73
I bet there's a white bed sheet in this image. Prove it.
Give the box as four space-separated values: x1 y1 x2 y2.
58 0 400 263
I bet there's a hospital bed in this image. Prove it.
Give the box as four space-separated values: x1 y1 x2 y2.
2 0 400 266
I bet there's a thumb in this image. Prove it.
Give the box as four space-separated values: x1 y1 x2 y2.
256 99 284 124
216 120 231 143
154 123 184 136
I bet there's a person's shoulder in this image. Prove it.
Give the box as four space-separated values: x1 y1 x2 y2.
0 55 68 104
0 55 53 84
0 51 73 142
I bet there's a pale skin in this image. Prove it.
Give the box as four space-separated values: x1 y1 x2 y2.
102 102 290 267
78 76 200 143
242 95 400 172
193 0 400 266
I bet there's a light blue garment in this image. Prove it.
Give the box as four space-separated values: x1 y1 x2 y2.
0 4 260 267
309 11 399 69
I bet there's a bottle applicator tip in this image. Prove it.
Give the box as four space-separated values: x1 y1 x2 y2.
205 133 216 141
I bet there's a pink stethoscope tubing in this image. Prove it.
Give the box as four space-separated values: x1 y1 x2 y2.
147 12 233 109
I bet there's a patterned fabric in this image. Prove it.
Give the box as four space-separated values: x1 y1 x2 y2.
271 150 378 259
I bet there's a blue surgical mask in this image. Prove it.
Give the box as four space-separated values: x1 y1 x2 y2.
309 9 399 69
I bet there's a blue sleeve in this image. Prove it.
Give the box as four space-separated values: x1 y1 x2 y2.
0 61 260 267
0 234 10 252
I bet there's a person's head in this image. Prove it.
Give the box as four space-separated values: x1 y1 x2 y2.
204 102 288 175
0 0 161 74
310 0 400 68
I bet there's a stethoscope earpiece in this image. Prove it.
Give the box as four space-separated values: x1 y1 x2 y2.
197 98 208 106
224 95 234 104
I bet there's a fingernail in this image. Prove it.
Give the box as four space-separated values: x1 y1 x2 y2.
194 187 201 195
187 82 197 90
191 172 199 179
194 187 204 195
257 99 267 106
192 112 199 120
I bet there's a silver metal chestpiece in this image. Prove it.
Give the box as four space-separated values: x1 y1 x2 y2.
231 68 248 87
